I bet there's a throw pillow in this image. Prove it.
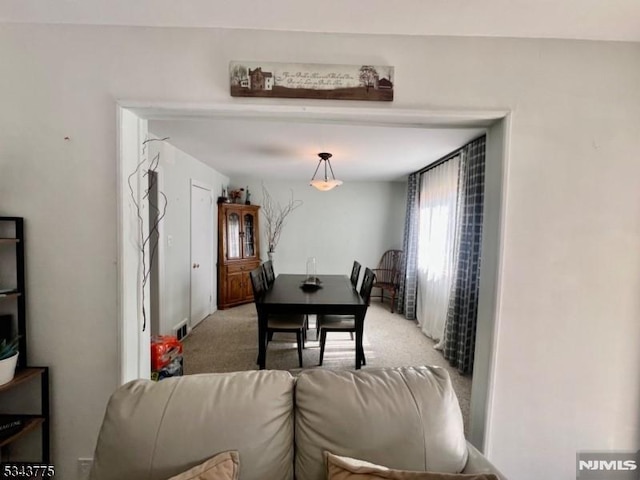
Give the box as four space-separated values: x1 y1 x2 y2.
168 451 239 480
325 452 498 480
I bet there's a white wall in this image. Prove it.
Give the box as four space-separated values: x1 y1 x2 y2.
231 177 406 276
468 119 506 449
0 24 638 480
148 137 229 335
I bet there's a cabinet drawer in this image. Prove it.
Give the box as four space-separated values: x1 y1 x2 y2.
226 262 259 274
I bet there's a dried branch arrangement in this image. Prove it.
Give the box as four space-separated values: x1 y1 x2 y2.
261 185 303 253
128 137 168 331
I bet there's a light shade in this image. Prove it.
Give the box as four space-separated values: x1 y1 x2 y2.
309 152 343 191
310 179 343 191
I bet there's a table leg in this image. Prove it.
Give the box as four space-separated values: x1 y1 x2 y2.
257 309 267 369
355 312 365 370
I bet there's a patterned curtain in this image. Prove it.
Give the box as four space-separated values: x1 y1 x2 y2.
443 136 486 375
396 173 419 318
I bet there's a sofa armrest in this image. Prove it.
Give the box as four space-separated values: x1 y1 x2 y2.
462 442 508 479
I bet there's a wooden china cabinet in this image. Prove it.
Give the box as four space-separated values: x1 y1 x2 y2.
217 203 261 309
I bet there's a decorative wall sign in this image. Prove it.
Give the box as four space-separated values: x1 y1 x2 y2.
229 62 394 101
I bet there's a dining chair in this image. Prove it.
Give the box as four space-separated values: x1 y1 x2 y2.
313 260 361 341
350 260 361 289
372 249 403 313
262 260 275 288
249 267 306 368
317 267 375 366
311 260 361 343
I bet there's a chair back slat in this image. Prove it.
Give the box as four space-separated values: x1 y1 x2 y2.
263 260 275 288
375 250 404 284
350 261 361 288
249 267 266 302
360 268 376 304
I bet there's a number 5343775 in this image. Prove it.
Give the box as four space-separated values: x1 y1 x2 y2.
1 464 55 478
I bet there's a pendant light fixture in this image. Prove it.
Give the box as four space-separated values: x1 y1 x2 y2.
309 152 343 191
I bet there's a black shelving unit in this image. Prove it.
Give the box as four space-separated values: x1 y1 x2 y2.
0 217 26 367
0 217 50 463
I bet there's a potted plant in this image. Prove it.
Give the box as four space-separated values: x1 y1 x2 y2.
0 336 20 386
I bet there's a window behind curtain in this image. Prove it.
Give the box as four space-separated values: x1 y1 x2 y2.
415 154 461 345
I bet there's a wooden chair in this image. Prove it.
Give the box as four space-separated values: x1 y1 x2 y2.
372 249 403 313
250 268 306 368
317 267 376 366
350 260 361 289
262 260 275 288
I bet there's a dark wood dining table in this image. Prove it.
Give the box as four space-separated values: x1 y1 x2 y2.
255 274 367 369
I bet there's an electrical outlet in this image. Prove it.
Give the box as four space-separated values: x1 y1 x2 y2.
78 458 93 478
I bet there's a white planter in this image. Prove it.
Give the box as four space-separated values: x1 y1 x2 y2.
0 353 18 386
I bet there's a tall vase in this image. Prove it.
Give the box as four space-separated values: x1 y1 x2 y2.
267 251 275 263
306 256 317 282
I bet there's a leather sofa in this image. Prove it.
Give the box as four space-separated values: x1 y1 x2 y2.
89 366 506 480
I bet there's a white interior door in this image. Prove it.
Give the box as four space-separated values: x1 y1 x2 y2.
190 182 213 328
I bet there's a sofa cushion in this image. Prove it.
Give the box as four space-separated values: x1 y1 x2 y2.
89 370 295 480
295 367 467 480
325 452 498 480
168 451 239 480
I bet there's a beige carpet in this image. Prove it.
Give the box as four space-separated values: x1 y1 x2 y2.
182 301 472 432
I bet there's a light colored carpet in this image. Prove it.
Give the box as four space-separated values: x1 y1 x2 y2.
182 301 472 432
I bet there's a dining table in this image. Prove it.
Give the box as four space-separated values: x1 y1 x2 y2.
255 274 367 369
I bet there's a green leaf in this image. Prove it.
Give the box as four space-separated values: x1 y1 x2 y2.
0 336 20 361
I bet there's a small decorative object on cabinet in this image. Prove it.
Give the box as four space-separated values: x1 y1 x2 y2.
228 188 244 204
217 204 261 309
0 217 50 463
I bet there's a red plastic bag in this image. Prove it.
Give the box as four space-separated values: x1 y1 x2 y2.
150 335 183 371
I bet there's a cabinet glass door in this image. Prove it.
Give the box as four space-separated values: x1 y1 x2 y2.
243 213 255 258
227 212 241 259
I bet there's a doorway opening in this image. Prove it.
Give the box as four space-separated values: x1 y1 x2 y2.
117 102 510 453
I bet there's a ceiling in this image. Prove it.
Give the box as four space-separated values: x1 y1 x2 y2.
2 0 639 42
149 117 485 182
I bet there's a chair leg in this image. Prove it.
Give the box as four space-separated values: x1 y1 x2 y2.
258 345 269 367
349 332 354 340
268 331 274 342
390 289 396 313
296 330 302 368
296 330 303 368
257 333 268 365
319 330 327 366
354 339 366 367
